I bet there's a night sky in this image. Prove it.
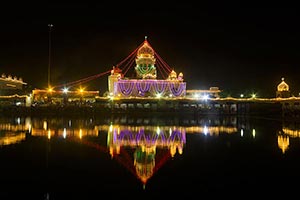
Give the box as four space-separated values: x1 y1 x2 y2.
0 3 299 97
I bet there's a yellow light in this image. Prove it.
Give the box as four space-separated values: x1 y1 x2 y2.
43 121 47 130
79 129 82 139
48 130 51 140
156 93 162 98
78 87 85 94
252 129 256 137
47 87 53 93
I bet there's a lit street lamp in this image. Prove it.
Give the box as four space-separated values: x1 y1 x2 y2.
48 24 53 88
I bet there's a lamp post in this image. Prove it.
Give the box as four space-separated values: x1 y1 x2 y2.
48 24 53 88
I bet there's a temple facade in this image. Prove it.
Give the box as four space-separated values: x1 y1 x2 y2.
108 38 186 98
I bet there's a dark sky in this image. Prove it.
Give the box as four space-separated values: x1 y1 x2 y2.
0 2 299 97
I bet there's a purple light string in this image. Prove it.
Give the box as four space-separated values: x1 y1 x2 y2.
170 82 186 96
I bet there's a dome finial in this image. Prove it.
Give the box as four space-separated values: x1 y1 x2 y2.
145 36 147 41
282 77 284 81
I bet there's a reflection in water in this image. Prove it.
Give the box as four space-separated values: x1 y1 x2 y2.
0 117 30 145
105 124 186 186
2 116 300 186
0 132 26 146
277 133 289 154
278 123 300 154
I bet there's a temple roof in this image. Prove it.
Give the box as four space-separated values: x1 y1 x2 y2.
277 77 289 91
137 38 154 57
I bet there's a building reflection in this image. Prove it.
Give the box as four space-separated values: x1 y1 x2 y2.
0 116 239 186
0 116 266 186
0 117 30 146
104 124 186 185
278 121 300 154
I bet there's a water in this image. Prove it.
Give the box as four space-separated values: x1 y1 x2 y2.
0 114 299 199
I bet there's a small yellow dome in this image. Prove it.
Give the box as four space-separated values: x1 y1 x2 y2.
137 40 154 57
277 77 289 91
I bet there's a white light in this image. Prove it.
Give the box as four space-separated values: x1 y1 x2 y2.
63 88 69 93
203 126 208 135
252 129 256 138
63 128 67 139
240 129 244 137
156 93 162 98
17 117 21 125
156 127 160 135
202 94 209 101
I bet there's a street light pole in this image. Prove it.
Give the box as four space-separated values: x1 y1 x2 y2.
48 24 53 88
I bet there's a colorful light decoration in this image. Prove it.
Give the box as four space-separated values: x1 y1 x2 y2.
116 80 186 97
111 37 186 98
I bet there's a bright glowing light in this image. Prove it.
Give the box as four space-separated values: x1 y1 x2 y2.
79 129 82 139
63 87 69 93
193 94 200 99
43 121 47 130
63 128 67 139
47 87 53 93
203 126 208 135
252 129 256 137
156 93 162 98
251 94 256 98
47 130 51 140
156 127 160 135
240 129 244 137
240 94 244 98
202 94 209 101
78 87 85 93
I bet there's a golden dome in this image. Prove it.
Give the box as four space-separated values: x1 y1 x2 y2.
137 40 154 57
277 77 289 91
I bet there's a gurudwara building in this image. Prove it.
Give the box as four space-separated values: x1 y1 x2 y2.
276 77 291 98
0 74 27 91
108 38 186 98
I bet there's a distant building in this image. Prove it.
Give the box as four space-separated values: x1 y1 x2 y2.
276 77 290 98
0 73 27 92
186 87 221 99
0 73 28 106
32 89 99 105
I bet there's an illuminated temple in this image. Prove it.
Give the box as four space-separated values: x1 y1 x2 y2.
108 37 186 98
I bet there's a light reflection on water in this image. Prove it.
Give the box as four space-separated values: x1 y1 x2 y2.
0 115 300 198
